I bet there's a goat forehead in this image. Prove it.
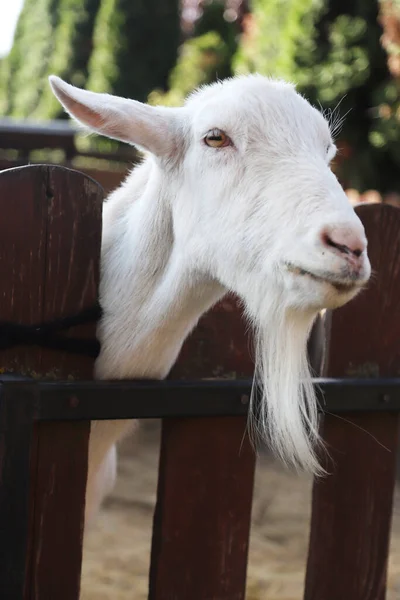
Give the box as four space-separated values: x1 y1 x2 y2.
186 75 330 146
186 74 294 106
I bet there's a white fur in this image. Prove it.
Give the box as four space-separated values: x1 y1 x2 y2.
49 74 371 522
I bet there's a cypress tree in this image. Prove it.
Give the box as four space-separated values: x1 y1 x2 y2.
1 0 59 117
1 0 100 119
87 0 180 102
34 0 102 119
1 0 179 120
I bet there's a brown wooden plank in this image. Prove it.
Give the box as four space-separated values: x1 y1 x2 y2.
305 203 400 600
29 166 102 600
170 295 254 380
0 165 48 599
0 164 102 378
149 416 255 600
39 164 103 379
152 283 256 599
0 383 38 600
0 165 47 374
0 165 102 599
29 421 90 600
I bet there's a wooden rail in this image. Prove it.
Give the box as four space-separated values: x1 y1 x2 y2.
0 118 135 162
0 119 78 159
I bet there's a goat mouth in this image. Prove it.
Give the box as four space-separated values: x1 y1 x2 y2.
285 263 362 294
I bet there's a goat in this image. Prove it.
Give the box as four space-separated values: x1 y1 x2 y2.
49 74 371 524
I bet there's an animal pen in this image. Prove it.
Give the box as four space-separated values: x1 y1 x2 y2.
0 163 399 600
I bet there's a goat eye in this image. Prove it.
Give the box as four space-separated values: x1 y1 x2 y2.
204 129 231 148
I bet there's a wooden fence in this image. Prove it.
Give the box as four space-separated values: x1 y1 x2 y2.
0 118 135 163
0 164 399 600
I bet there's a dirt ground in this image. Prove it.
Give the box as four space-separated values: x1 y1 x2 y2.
81 421 400 600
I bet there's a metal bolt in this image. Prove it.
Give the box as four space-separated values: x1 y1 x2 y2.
380 393 391 404
240 394 249 405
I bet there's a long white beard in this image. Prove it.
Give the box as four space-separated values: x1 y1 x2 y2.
249 299 325 475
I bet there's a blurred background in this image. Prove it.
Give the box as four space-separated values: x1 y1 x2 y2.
1 0 400 203
2 2 400 599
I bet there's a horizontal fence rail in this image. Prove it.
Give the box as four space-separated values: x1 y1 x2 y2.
2 377 400 420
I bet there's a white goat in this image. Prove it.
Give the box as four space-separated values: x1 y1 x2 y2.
49 74 371 524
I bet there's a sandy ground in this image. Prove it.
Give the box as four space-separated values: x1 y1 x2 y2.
81 421 400 600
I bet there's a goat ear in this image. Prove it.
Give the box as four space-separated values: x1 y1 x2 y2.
49 75 176 156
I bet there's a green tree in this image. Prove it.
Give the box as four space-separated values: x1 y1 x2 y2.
234 0 398 193
149 1 240 107
87 0 180 103
194 0 240 79
1 0 100 118
293 1 392 192
370 0 400 187
149 31 232 106
1 0 59 117
1 0 180 121
234 0 319 80
34 0 101 119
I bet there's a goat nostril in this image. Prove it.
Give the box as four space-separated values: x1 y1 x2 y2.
321 230 364 258
322 233 351 256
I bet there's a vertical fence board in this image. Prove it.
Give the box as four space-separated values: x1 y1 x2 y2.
149 415 255 600
0 166 47 373
0 165 102 599
30 421 91 600
305 204 400 600
0 384 37 599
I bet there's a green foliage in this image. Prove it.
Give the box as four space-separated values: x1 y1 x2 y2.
1 0 59 117
0 0 100 119
87 0 180 103
1 0 179 125
149 31 231 106
234 0 321 80
234 0 398 193
368 1 400 176
291 1 393 192
34 0 101 119
295 14 370 100
149 1 240 107
194 0 239 79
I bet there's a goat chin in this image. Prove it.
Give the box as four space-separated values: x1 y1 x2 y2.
248 299 325 475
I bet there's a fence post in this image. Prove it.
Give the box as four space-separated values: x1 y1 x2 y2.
304 203 400 600
149 298 256 600
0 165 102 599
149 415 255 600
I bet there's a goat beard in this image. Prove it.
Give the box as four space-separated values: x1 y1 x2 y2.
248 298 325 475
